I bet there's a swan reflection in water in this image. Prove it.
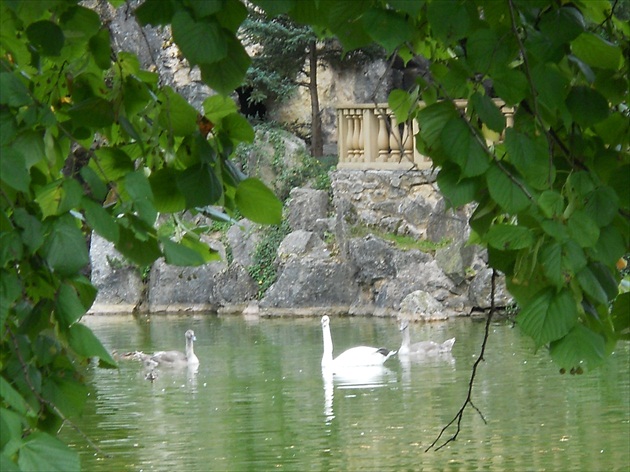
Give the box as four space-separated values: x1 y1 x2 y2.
322 365 396 423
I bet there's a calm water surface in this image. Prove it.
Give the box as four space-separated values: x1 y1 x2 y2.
63 315 630 471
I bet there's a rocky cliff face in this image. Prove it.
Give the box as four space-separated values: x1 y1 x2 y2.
89 165 511 318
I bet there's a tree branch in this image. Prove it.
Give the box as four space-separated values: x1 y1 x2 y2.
507 0 555 188
425 270 497 452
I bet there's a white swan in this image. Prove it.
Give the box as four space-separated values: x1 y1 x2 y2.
148 329 200 368
321 315 396 370
398 320 455 356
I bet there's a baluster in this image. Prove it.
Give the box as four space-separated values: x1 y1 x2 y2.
352 110 361 161
377 111 389 162
357 111 364 161
389 114 401 162
402 120 413 161
345 110 355 162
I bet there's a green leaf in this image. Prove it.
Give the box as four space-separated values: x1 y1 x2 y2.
436 165 478 208
71 276 97 312
470 92 505 133
13 208 43 254
567 209 599 248
562 239 588 274
389 89 414 124
18 432 80 472
541 242 564 289
149 168 186 213
216 0 248 32
594 112 630 146
42 216 89 276
584 186 618 228
0 73 30 107
531 63 570 112
80 166 108 201
538 6 585 45
427 0 469 43
124 171 157 225
362 8 413 55
486 164 531 213
590 224 626 267
26 20 64 56
253 0 293 16
0 270 21 332
68 97 115 128
12 130 45 169
517 288 578 348
88 28 111 70
35 179 82 219
221 113 254 144
493 69 528 105
576 268 606 307
0 231 23 267
199 34 251 95
0 376 29 416
549 324 606 371
172 11 227 65
115 224 161 267
54 283 86 329
504 128 553 190
58 179 83 214
440 118 489 177
235 178 282 224
203 95 238 123
1 450 20 472
60 5 101 37
417 101 458 148
181 233 220 262
571 32 623 70
66 324 116 367
486 224 534 251
538 190 564 218
565 86 609 127
42 376 88 419
0 147 29 193
134 0 175 25
175 163 222 208
158 87 198 136
91 147 134 182
611 292 630 337
160 237 207 266
82 198 119 243
190 0 222 18
467 28 511 74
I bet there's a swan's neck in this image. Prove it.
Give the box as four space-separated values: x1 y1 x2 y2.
400 326 410 353
186 338 198 363
322 324 334 367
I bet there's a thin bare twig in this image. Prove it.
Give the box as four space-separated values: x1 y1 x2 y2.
425 270 497 452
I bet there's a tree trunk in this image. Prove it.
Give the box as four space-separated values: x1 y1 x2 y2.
308 40 323 157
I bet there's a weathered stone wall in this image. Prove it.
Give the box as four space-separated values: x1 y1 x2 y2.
255 170 511 319
88 165 511 318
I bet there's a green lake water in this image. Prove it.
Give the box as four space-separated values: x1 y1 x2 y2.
62 314 630 471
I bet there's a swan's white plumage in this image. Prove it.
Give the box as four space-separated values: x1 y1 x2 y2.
398 320 455 356
321 315 395 370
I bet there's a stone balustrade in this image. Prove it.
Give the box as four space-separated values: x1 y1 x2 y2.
337 100 514 170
